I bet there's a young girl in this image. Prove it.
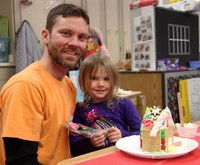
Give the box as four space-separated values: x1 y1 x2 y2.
69 53 141 156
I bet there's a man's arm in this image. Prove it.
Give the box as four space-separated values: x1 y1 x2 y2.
3 138 41 165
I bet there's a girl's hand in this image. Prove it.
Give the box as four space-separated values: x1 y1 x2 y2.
90 131 107 148
106 127 122 143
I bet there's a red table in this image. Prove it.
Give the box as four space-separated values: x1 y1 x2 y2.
76 134 200 165
58 125 200 165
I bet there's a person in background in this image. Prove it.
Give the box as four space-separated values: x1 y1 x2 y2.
66 27 110 76
0 3 90 165
85 27 110 58
69 53 141 156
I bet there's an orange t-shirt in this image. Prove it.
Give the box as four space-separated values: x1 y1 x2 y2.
0 61 76 165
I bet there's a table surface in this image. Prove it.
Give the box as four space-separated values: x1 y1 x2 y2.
117 90 141 97
58 121 200 165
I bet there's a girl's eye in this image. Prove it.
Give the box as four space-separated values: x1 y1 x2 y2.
104 77 110 81
90 77 96 80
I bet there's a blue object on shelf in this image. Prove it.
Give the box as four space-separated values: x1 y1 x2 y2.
188 61 200 68
0 36 9 62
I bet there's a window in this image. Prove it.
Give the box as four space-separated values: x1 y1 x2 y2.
168 24 190 55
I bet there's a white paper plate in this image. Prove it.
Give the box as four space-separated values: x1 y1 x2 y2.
116 135 198 159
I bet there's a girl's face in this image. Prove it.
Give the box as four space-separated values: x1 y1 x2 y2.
88 67 111 103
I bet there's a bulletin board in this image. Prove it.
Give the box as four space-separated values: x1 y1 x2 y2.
131 6 156 71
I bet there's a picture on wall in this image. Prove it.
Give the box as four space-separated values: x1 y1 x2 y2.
132 13 156 70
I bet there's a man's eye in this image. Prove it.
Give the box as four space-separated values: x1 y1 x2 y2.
62 32 70 36
79 35 88 42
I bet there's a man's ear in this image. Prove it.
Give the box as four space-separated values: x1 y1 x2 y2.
42 29 49 44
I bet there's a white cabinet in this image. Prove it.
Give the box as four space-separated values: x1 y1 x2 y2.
0 65 15 89
122 0 132 59
105 0 133 61
85 0 102 28
105 0 120 63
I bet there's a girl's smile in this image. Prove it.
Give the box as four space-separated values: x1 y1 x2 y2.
88 67 111 103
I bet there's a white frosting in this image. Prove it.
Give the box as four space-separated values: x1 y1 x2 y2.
150 107 174 137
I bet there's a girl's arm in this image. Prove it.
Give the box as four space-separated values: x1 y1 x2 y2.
69 134 95 156
120 98 142 137
69 105 98 156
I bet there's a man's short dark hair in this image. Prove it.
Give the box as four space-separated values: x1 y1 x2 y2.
46 3 90 33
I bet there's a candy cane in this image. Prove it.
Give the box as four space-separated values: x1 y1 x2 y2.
150 120 164 136
150 107 173 137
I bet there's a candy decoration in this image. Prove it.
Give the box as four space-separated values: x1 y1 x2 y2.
161 129 166 151
65 121 107 138
142 118 154 127
150 107 174 137
140 106 174 152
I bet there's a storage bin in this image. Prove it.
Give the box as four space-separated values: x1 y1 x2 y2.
0 36 9 62
0 16 9 36
188 61 200 68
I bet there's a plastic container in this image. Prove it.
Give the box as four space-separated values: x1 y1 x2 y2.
0 36 9 62
176 123 199 138
0 16 8 36
188 61 200 68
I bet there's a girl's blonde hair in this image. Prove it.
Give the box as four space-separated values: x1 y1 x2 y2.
78 53 119 109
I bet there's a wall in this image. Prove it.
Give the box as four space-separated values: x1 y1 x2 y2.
12 0 133 64
1 0 200 64
13 0 62 51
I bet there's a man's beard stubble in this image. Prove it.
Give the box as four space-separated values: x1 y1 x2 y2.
47 43 85 70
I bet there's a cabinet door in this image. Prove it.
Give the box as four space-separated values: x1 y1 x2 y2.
0 67 15 89
122 0 132 58
86 0 102 29
65 0 82 6
118 72 163 107
65 0 101 27
105 0 121 63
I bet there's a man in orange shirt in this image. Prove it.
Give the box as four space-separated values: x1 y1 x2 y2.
0 3 90 165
